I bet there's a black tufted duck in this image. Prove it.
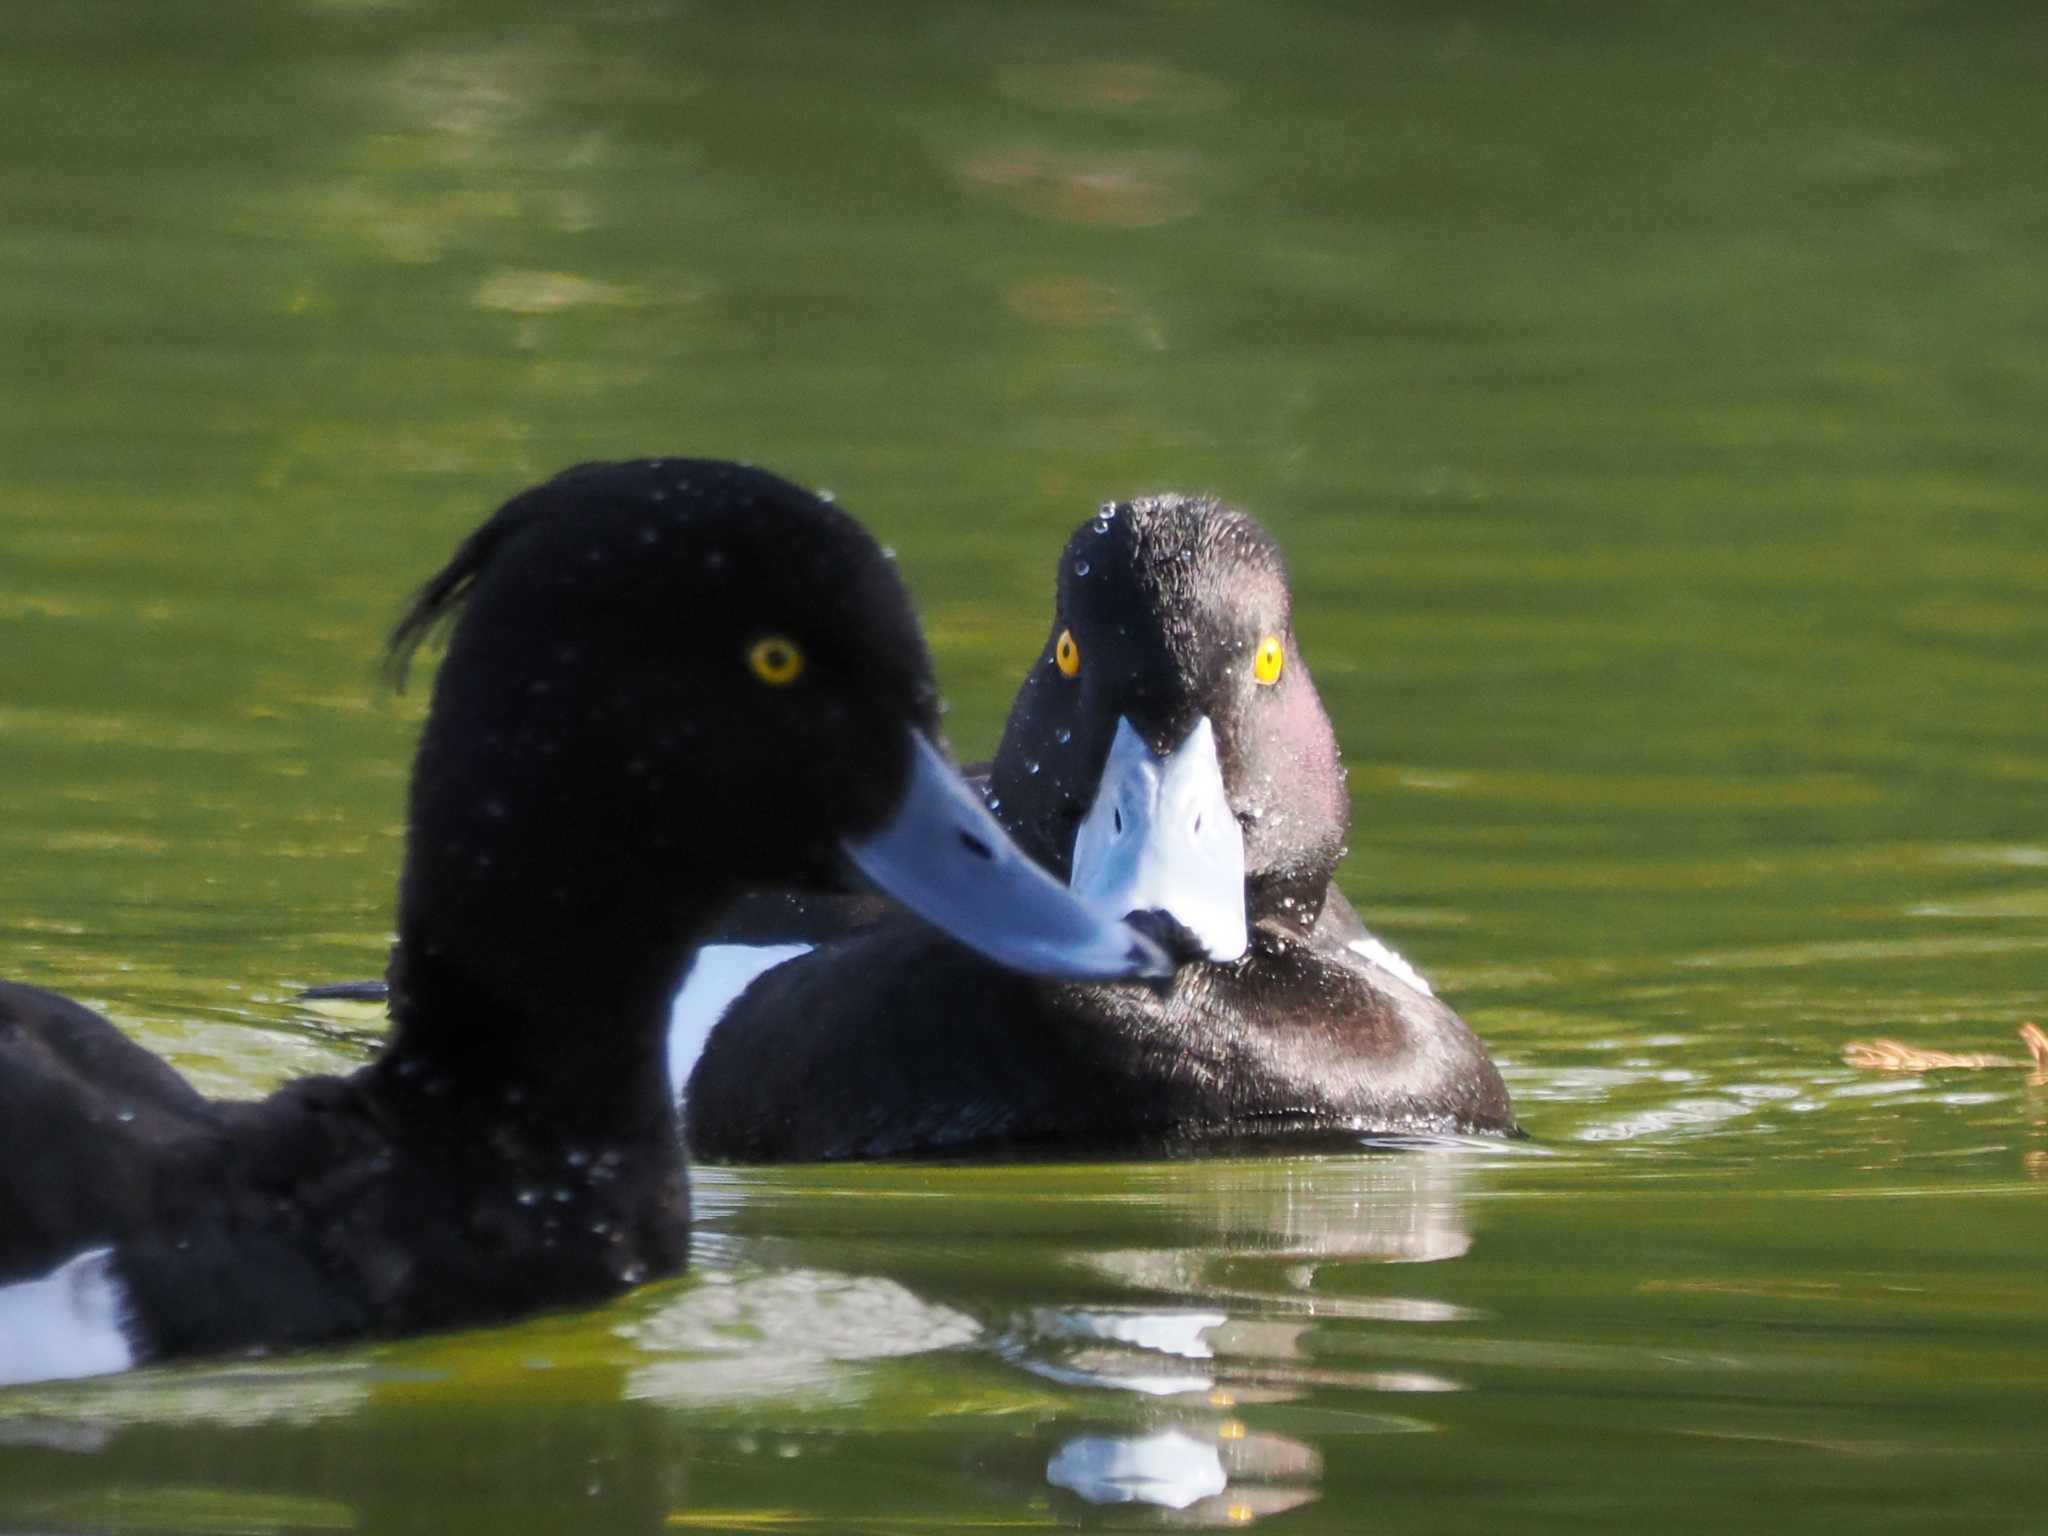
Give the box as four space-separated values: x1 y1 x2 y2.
0 460 1169 1385
684 494 1516 1159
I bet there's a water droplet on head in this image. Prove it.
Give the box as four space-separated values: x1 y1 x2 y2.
1073 559 1090 577
1092 520 1109 535
1025 758 1041 775
1055 728 1072 745
516 1188 539 1207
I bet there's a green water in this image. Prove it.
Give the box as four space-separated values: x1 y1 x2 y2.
3 2 2045 1529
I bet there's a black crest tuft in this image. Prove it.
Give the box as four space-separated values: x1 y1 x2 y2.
384 464 616 689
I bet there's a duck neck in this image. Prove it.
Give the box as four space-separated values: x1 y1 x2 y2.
374 878 707 1148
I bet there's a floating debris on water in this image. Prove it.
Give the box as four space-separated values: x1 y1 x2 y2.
1841 1023 2046 1075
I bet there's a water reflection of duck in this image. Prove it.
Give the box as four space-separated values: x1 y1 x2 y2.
0 460 1166 1385
1045 1425 1323 1523
979 1154 1474 1525
688 495 1516 1159
1003 1153 1478 1399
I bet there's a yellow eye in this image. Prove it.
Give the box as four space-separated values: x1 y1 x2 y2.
747 635 806 687
1055 628 1081 679
1253 634 1284 686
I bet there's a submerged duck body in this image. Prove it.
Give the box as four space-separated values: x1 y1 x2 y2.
687 494 1516 1160
0 460 1166 1383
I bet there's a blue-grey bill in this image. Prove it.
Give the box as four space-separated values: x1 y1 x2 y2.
843 733 1173 981
1069 715 1249 963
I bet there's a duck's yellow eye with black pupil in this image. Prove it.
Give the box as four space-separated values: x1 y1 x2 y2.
748 635 805 687
1253 634 1285 686
1055 628 1081 679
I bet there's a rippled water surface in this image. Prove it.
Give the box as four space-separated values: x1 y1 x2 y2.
3 3 2044 1530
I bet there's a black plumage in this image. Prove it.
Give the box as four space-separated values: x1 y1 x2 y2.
689 495 1515 1159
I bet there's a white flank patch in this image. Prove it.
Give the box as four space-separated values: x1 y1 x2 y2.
1348 936 1434 997
0 1246 137 1386
666 943 813 1098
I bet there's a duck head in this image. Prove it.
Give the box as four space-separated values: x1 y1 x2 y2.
391 461 1169 1030
985 495 1349 963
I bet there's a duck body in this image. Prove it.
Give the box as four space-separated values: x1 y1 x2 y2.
688 911 1509 1161
688 493 1516 1160
0 982 690 1359
0 460 1166 1382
